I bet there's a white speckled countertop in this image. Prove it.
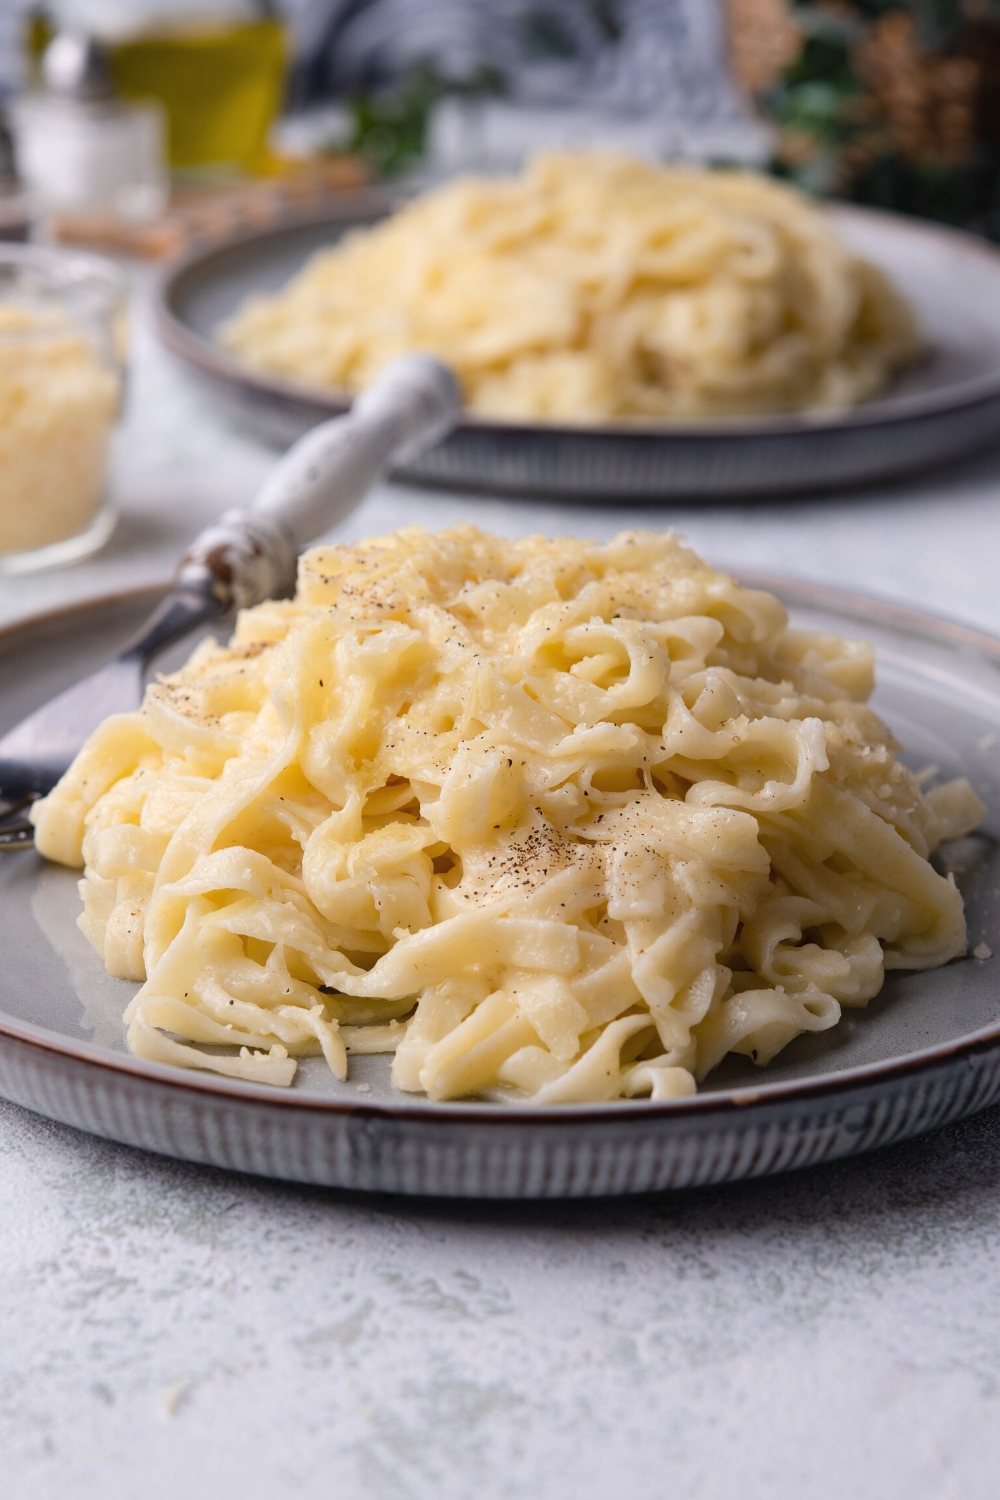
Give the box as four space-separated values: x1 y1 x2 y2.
3 291 1000 1500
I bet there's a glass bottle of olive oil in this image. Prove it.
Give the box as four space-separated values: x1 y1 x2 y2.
30 3 287 175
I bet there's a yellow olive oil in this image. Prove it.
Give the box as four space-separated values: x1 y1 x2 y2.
108 19 287 174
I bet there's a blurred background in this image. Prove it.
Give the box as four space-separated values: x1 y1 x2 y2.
3 0 1000 255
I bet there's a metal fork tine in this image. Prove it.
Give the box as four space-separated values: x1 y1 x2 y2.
0 793 39 822
0 820 35 849
0 794 38 848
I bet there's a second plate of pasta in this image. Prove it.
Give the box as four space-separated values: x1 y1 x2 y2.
158 183 1000 499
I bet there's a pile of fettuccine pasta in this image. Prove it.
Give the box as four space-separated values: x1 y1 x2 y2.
33 527 981 1102
219 152 919 421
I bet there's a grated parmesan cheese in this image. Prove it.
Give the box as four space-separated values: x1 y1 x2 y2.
0 305 120 556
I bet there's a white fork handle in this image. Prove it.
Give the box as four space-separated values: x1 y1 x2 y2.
176 355 461 610
252 353 460 549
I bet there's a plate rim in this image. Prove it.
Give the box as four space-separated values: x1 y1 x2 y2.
4 576 1000 1128
155 200 1000 441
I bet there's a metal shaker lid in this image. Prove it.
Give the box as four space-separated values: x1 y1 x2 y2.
41 31 115 102
0 106 18 186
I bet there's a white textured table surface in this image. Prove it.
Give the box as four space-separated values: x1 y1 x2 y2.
4 302 1000 1499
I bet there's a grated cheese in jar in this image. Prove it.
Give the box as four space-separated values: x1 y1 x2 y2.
0 305 121 556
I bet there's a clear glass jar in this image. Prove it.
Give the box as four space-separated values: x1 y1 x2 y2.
0 244 126 574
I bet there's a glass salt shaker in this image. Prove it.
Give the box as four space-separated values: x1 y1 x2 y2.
11 30 167 225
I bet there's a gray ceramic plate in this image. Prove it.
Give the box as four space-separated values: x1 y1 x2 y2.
156 201 1000 500
3 581 1000 1197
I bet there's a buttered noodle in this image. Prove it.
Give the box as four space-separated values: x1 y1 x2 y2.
33 528 983 1103
219 153 919 422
